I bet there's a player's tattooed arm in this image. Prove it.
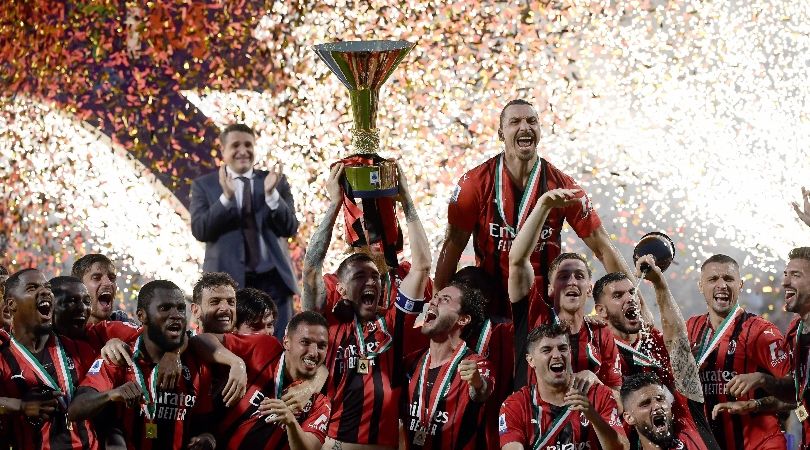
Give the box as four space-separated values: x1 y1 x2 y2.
302 164 343 312
637 254 704 403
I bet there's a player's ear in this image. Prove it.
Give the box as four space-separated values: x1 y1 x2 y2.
498 129 504 141
136 308 146 325
622 411 636 426
594 303 607 319
526 352 536 369
190 303 201 321
458 313 471 328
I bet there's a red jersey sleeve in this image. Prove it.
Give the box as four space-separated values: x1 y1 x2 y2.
547 163 601 238
85 321 142 350
323 273 341 313
591 384 625 436
79 358 125 393
527 279 554 329
447 171 483 233
221 333 283 372
498 390 529 447
301 393 331 444
750 319 790 377
596 327 623 388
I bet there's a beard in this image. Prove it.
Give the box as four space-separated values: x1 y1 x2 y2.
638 422 677 448
145 316 184 352
608 311 640 334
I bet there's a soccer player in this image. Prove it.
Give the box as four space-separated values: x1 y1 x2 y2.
621 373 710 450
203 311 331 450
302 163 431 450
509 191 624 389
69 280 216 450
499 323 628 450
401 282 494 449
191 271 238 334
436 99 630 320
686 254 789 450
234 287 277 336
1 268 98 449
71 254 131 324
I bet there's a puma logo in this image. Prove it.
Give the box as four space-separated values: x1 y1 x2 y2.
10 371 25 381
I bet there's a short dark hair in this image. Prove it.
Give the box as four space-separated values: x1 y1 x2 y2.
620 372 665 405
336 253 376 281
499 99 534 131
71 254 115 280
287 311 328 335
50 276 84 303
192 272 237 305
137 280 182 311
549 252 592 280
700 254 739 271
593 272 629 304
220 123 255 146
448 281 488 340
4 268 39 301
526 322 569 352
235 288 277 329
789 247 810 263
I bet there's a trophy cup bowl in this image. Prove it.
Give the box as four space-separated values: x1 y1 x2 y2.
313 40 414 198
633 232 675 273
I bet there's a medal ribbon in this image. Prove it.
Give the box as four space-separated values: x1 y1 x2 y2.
8 334 73 405
795 323 810 403
131 337 159 421
695 304 741 368
475 320 492 355
354 317 393 359
495 153 542 233
415 342 468 430
615 339 661 368
530 385 572 450
274 352 286 399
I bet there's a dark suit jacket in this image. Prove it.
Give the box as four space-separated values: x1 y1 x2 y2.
190 169 299 294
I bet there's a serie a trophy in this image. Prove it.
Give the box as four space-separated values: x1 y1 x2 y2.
313 40 415 268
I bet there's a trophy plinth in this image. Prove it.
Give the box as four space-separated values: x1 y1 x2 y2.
633 232 675 272
313 40 414 198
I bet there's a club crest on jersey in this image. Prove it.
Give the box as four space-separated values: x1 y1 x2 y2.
67 358 75 370
498 414 508 435
182 365 191 381
727 340 737 355
88 358 103 375
580 412 590 426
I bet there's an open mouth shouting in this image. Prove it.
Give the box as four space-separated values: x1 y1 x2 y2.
360 287 378 307
650 409 671 437
515 131 536 150
713 291 731 309
785 288 797 308
548 360 566 376
424 307 438 324
165 321 184 339
96 287 114 314
37 297 53 322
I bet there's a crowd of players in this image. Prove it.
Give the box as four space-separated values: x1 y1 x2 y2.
0 99 809 450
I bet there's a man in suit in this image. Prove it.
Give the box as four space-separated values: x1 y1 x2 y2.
190 123 299 339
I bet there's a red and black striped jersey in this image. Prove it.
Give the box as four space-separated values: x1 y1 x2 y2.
321 289 424 447
687 311 789 450
526 283 623 388
657 390 710 450
615 327 675 388
212 333 330 450
465 320 514 448
783 317 810 450
82 320 142 352
401 348 493 449
79 348 213 450
0 331 97 450
324 260 431 355
499 383 625 449
447 154 601 319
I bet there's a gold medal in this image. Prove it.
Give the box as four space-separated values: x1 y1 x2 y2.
796 405 809 422
357 358 370 374
145 422 158 439
413 429 427 446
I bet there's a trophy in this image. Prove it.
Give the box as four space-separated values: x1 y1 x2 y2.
633 231 676 274
313 40 414 198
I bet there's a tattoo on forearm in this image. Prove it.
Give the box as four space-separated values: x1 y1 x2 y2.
667 335 704 403
302 203 338 310
401 197 419 223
